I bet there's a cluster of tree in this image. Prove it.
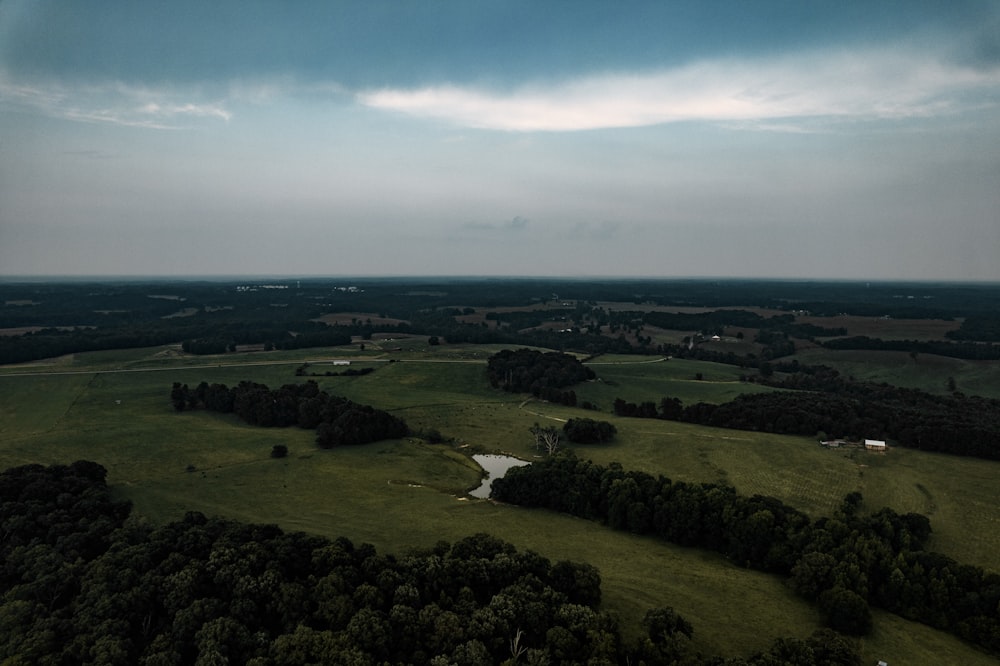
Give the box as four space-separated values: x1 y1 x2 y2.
751 329 796 359
537 387 578 406
170 380 408 448
182 328 354 356
613 378 1000 459
0 461 866 665
491 454 1000 653
181 337 233 354
948 314 1000 342
0 325 195 365
562 418 617 444
0 317 354 365
486 348 596 395
613 398 661 419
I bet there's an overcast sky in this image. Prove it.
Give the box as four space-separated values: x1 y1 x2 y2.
1 1 998 281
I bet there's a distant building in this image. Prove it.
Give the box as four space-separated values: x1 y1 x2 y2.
333 360 350 366
865 439 887 452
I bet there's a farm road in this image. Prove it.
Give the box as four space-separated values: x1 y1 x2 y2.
0 356 481 378
1 354 669 378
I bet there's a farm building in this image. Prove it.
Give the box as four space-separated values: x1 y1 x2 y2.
865 439 887 452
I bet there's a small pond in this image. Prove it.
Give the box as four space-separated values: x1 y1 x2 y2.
469 454 531 499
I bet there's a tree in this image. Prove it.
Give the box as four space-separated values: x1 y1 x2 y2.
529 423 561 456
791 552 838 601
819 587 872 636
270 445 288 459
633 606 695 664
562 418 616 444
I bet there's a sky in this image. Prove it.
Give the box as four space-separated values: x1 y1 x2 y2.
1 1 999 281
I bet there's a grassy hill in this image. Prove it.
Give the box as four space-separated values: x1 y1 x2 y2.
2 343 999 664
796 347 1000 398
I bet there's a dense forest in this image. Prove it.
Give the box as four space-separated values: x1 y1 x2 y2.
0 462 867 665
491 454 1000 655
170 380 408 448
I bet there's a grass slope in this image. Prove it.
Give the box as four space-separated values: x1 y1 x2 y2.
796 348 1000 398
1 344 998 663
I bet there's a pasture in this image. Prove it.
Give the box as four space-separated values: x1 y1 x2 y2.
579 354 774 408
1 343 999 663
797 314 962 341
796 347 1000 398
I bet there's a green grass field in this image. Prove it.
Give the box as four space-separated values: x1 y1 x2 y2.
1 343 999 664
579 355 774 409
796 347 1000 398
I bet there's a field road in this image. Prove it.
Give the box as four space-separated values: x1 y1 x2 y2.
0 355 670 378
0 356 490 378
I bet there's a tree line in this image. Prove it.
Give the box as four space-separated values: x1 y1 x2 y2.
170 380 408 448
0 461 866 665
613 374 1000 460
491 454 1000 654
181 327 354 356
821 335 1000 360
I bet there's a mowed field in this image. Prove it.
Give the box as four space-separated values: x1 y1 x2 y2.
1 344 999 664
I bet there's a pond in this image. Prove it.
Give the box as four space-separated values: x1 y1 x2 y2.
469 454 531 499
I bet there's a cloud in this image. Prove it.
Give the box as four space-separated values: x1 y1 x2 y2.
358 46 1000 131
570 221 621 241
461 216 530 233
0 72 231 129
61 149 118 159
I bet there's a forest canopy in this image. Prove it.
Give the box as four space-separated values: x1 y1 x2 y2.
0 462 866 665
170 380 409 448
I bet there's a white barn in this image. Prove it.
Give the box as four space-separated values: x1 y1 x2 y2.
865 439 887 452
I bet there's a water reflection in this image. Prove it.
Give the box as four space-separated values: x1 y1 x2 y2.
469 454 530 499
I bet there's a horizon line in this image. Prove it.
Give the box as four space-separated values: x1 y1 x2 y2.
2 274 999 286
